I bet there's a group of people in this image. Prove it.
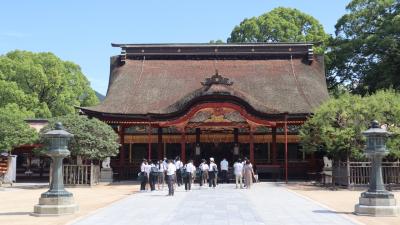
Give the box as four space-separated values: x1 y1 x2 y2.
139 157 256 196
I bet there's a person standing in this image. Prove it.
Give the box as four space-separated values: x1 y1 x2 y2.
140 159 148 191
233 159 244 189
166 159 177 196
243 160 255 189
149 161 158 191
199 159 209 187
184 160 195 191
220 158 229 183
157 160 166 190
174 157 183 186
208 158 218 188
144 160 152 190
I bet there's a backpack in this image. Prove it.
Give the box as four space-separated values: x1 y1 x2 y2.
150 166 159 173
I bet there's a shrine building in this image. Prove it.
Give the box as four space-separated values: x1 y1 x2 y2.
79 43 329 180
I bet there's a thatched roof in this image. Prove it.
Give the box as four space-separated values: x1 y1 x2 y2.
81 43 329 120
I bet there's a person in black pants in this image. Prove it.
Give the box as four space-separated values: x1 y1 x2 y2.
140 159 148 191
208 158 218 188
149 161 158 191
175 157 183 186
166 160 177 196
184 160 195 191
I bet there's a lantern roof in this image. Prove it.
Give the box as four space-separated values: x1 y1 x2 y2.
44 122 74 138
362 120 391 136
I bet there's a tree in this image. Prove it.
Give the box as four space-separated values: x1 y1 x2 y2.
227 7 329 54
39 115 119 161
328 0 400 93
299 89 400 160
0 50 99 118
0 104 38 152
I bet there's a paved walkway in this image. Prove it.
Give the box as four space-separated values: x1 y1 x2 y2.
70 183 360 225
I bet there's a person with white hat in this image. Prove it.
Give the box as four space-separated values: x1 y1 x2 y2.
208 157 218 188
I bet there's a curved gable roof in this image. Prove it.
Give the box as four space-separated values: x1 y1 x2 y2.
82 43 329 118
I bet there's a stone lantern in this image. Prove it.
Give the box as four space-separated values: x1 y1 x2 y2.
355 120 399 216
32 122 78 216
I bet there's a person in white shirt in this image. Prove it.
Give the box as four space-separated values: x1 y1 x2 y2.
166 160 177 196
220 158 229 184
208 157 218 188
157 160 166 190
183 160 196 191
140 159 148 191
144 161 152 190
199 159 209 187
149 161 159 191
174 157 184 186
233 159 244 189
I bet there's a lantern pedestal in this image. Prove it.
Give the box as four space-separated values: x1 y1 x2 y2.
355 192 400 216
32 196 78 217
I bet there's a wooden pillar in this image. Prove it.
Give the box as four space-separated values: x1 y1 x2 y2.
249 128 255 164
181 130 186 163
157 127 163 160
234 128 239 144
118 125 125 166
284 115 288 183
147 124 152 161
196 128 200 144
272 127 277 164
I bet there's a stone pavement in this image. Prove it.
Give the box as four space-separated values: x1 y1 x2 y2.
70 182 360 225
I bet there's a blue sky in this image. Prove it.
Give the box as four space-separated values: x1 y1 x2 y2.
0 0 350 95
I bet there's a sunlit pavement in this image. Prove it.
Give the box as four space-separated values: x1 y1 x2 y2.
70 182 359 225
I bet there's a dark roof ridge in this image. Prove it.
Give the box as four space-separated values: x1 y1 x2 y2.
111 42 315 47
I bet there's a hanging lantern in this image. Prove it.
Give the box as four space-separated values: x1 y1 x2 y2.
234 143 239 155
195 144 201 155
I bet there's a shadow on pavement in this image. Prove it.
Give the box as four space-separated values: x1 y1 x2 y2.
313 209 353 215
0 211 31 216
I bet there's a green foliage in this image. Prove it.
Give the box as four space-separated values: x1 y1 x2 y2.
328 0 400 93
0 104 38 152
38 115 119 160
209 40 225 44
300 89 400 160
0 50 99 118
227 7 329 54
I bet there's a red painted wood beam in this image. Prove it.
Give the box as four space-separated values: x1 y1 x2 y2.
119 125 125 166
249 129 255 164
157 127 163 160
181 131 186 163
148 124 152 161
284 114 288 183
272 127 277 164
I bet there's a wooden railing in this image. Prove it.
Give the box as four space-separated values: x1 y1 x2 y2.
331 161 400 188
50 164 100 187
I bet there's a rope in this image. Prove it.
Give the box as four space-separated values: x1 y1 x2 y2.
290 54 313 109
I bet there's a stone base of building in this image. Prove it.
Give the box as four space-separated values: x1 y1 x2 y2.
100 168 113 183
355 191 400 216
31 196 78 217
